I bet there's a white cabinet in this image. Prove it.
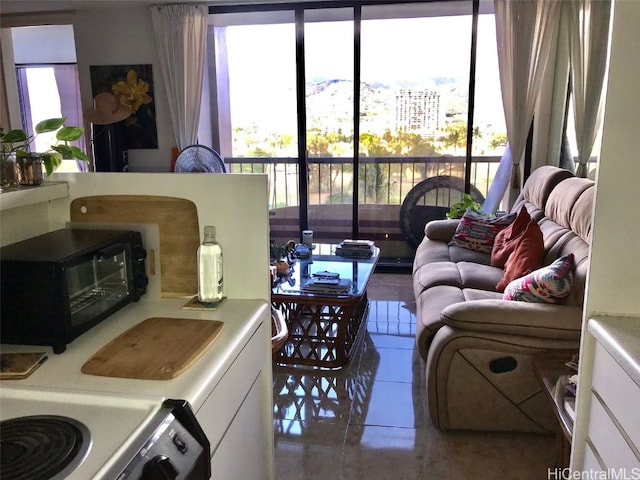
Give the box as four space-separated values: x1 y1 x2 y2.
196 321 274 479
210 373 269 479
576 319 640 470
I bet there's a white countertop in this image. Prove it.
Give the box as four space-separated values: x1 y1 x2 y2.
0 181 68 211
0 297 269 479
0 297 270 412
588 315 640 389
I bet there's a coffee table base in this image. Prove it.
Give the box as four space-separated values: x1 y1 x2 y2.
272 293 369 369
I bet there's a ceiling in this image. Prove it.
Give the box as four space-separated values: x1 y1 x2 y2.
0 0 289 15
0 1 204 14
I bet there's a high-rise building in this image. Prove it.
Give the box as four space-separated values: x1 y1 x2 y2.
394 88 440 137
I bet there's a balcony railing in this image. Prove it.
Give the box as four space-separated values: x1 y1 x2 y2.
226 155 502 210
224 155 503 260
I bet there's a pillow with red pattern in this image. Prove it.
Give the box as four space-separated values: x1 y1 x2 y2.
503 254 575 304
449 209 516 253
491 206 532 268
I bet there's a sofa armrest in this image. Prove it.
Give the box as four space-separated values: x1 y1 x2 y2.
425 219 460 242
440 299 582 340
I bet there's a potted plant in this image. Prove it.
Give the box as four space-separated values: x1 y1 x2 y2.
0 127 18 189
270 240 297 276
1 118 89 186
446 193 482 219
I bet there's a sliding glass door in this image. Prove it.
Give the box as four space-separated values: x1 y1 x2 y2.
208 1 505 264
304 8 355 245
209 11 301 247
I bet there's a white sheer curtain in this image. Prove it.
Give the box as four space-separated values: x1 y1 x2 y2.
569 0 612 178
483 0 562 212
151 4 207 151
532 2 571 174
54 65 88 171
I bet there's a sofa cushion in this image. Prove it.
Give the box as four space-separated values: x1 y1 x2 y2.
416 285 466 358
496 219 545 292
449 210 516 253
510 166 574 218
414 261 503 295
440 298 583 339
569 185 595 243
545 177 594 228
491 206 531 268
424 219 461 242
416 286 502 359
448 245 492 264
503 253 575 304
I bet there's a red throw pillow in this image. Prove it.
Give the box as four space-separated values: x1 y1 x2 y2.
496 219 544 292
491 206 531 268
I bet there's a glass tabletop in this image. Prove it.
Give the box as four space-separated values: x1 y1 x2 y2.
272 244 379 298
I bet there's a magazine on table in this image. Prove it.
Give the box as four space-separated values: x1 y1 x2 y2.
303 277 352 293
335 239 376 258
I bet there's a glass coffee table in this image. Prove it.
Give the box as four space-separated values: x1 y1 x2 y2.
271 244 379 369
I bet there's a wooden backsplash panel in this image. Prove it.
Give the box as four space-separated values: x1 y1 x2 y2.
70 195 199 297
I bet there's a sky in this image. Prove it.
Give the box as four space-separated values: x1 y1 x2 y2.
222 13 505 132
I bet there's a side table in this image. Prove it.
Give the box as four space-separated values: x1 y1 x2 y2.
532 349 578 468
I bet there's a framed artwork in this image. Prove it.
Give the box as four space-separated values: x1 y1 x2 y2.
89 64 158 149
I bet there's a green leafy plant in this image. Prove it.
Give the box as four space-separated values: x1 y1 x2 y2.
0 118 88 176
446 194 482 219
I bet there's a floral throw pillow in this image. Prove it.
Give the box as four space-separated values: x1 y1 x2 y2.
503 254 575 304
449 209 516 253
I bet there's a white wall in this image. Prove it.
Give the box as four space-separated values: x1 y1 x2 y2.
12 25 76 63
73 7 175 172
583 0 640 319
47 172 271 300
1 173 270 301
572 0 640 468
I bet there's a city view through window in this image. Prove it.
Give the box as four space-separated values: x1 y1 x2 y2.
211 5 506 259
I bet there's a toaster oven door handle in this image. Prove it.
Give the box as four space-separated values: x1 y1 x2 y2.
97 243 125 259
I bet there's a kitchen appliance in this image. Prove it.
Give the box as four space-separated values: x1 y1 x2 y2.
0 228 148 353
0 389 211 480
105 399 210 479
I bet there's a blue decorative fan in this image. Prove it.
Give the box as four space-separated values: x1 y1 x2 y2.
175 145 226 173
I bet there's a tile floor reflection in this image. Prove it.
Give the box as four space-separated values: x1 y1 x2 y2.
272 273 555 479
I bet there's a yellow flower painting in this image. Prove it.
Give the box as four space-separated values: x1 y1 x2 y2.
90 64 158 149
112 69 153 115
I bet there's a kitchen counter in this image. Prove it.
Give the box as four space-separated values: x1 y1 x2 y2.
0 296 274 479
587 315 640 388
0 297 269 411
0 172 275 478
576 316 640 470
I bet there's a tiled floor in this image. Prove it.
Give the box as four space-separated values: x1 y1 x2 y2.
272 272 556 479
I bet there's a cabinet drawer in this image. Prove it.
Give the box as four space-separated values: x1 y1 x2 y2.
587 391 639 468
592 342 640 452
583 441 605 472
196 322 267 452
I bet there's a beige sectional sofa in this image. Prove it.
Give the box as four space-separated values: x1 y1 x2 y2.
412 166 595 432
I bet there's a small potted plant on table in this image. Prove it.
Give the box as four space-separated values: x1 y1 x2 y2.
1 118 88 187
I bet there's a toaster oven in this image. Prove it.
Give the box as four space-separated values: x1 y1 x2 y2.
0 228 148 353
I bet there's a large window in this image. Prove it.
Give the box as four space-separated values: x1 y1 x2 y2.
15 64 85 172
12 25 85 172
208 1 505 264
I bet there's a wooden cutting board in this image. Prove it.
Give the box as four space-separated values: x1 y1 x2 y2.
0 353 48 380
70 195 200 297
81 317 223 380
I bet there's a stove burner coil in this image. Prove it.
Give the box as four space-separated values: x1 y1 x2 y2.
0 415 91 480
